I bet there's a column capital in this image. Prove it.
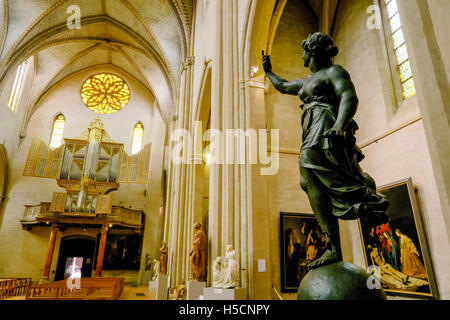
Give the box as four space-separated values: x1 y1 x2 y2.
100 224 109 233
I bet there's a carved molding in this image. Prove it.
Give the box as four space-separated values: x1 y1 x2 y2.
239 79 266 89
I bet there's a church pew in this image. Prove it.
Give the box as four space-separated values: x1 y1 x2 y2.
38 277 124 299
0 278 32 299
26 286 115 300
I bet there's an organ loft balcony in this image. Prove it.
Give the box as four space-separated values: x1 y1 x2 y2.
20 117 150 231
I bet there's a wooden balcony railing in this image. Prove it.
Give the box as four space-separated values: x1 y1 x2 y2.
0 278 32 299
21 202 143 230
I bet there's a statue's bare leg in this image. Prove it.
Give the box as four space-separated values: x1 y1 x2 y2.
300 166 342 268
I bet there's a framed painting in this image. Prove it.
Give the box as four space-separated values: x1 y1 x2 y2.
358 178 438 299
96 233 142 270
280 212 327 292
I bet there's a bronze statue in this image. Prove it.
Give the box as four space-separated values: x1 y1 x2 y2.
262 32 389 268
159 241 168 275
189 222 207 281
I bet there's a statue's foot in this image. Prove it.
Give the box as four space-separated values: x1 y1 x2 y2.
307 249 341 269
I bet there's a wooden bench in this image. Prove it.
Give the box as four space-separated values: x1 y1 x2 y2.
36 277 124 300
26 286 113 300
0 278 32 299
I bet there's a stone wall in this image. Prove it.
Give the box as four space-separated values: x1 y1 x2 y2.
333 0 450 299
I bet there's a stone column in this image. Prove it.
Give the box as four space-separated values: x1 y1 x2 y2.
41 224 58 281
95 225 108 277
166 56 195 286
242 78 273 299
207 0 248 291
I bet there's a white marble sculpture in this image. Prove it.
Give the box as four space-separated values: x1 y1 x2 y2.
212 257 225 288
152 259 160 281
212 245 239 289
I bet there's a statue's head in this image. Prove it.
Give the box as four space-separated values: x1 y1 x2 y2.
194 222 202 230
301 32 338 67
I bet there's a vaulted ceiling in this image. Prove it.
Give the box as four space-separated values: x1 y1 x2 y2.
0 0 194 122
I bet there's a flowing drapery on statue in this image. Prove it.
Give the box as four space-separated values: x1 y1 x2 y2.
299 98 389 224
263 32 389 269
212 245 239 289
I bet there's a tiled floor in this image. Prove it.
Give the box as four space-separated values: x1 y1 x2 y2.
119 285 150 300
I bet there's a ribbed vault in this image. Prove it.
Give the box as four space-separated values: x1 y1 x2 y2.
0 0 194 124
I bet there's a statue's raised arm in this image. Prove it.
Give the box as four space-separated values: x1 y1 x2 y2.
262 50 303 95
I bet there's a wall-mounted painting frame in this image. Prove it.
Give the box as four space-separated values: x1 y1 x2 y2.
358 177 438 299
95 232 142 270
280 212 327 292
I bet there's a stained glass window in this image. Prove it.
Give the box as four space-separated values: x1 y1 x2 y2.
50 114 65 149
131 123 144 155
384 0 416 99
81 73 130 114
8 62 27 112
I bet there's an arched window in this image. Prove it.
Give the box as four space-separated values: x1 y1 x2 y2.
8 62 27 112
131 123 144 154
383 0 416 99
49 114 66 149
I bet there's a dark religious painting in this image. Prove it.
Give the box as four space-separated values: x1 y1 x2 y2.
359 178 438 299
98 233 142 270
280 213 327 292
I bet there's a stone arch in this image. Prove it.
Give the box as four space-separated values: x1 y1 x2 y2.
54 235 98 280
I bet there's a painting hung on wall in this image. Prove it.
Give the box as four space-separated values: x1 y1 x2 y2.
280 212 327 292
358 178 438 299
98 233 142 270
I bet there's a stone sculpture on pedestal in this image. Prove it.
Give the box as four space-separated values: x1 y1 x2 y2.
262 32 389 299
212 245 239 289
159 241 168 275
152 259 160 281
189 222 207 281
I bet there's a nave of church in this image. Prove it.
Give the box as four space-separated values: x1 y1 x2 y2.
0 0 449 301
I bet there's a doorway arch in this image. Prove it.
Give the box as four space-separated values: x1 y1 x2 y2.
55 235 97 281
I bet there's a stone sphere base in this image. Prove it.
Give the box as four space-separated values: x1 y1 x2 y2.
297 261 387 300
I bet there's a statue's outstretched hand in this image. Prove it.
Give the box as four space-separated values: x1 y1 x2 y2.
262 50 272 73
